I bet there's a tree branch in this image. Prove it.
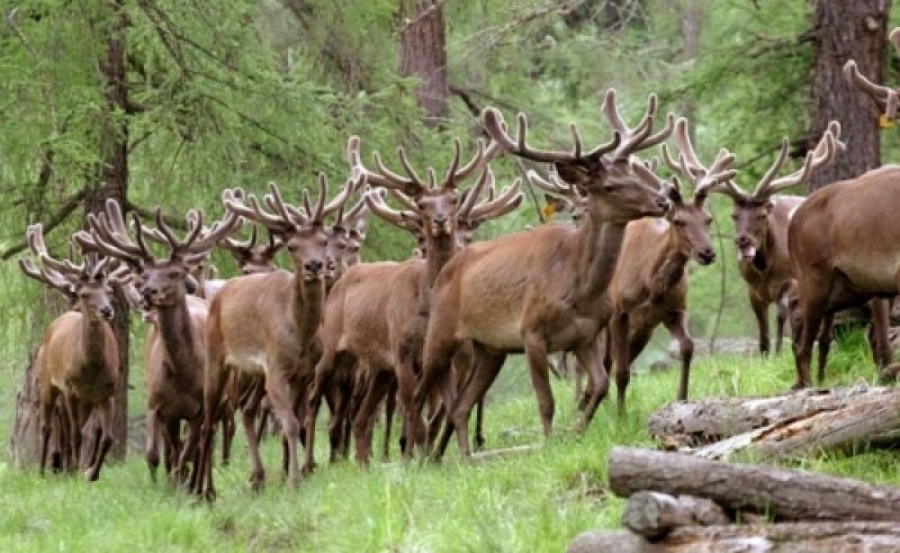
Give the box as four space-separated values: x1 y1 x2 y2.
0 189 86 260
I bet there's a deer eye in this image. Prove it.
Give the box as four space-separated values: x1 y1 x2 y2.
704 216 714 226
730 213 738 221
672 219 686 227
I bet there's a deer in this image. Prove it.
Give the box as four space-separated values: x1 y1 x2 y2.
74 199 241 484
779 47 900 388
20 224 124 481
416 89 675 459
191 174 358 499
713 122 844 365
357 171 523 459
599 118 738 411
303 134 510 469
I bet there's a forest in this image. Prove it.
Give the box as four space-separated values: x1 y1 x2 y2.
2 1 900 552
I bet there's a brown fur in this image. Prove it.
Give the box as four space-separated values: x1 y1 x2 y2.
789 165 900 387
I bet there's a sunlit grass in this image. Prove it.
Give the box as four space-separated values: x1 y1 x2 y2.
1 331 896 552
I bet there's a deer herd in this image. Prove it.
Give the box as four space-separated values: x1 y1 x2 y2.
17 39 900 498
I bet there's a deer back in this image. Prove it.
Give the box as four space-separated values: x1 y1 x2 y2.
789 165 900 295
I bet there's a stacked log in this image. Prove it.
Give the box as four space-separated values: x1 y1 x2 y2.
568 447 900 552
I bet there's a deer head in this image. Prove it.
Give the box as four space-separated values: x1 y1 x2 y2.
350 134 502 245
223 172 360 283
328 189 370 273
72 199 242 309
482 88 675 224
714 121 844 261
654 118 737 265
219 224 283 275
21 224 127 322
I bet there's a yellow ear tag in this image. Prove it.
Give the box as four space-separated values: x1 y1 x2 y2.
879 114 895 129
542 203 556 219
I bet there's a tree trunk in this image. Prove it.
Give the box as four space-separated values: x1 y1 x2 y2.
808 0 889 191
83 0 131 461
568 522 900 553
680 1 702 135
398 0 448 126
608 447 900 522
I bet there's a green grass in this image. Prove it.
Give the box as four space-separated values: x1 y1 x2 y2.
1 331 897 552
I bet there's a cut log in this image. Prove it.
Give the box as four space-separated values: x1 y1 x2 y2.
568 522 900 553
622 491 729 539
648 385 897 448
691 391 900 462
607 447 900 522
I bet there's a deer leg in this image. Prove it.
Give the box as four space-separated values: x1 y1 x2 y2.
795 292 827 389
265 370 303 489
870 298 892 368
352 370 391 466
303 347 338 476
85 401 114 482
816 313 835 385
380 378 397 462
39 394 58 477
145 408 161 483
662 311 693 401
191 352 229 499
775 296 789 355
163 418 182 483
611 312 632 417
416 330 462 456
220 401 235 467
523 332 554 437
749 294 771 356
240 390 266 491
442 348 505 460
574 334 609 432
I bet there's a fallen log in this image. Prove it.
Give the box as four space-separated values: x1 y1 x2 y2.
607 447 900 522
691 390 900 462
648 385 897 448
622 491 729 539
567 522 900 553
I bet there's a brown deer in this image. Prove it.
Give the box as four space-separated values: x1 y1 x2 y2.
192 175 357 498
20 225 123 481
780 49 900 388
713 122 844 360
303 135 508 468
606 118 737 411
74 199 241 483
417 89 675 459
358 172 522 459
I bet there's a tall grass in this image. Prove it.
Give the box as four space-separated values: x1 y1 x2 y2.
1 333 896 553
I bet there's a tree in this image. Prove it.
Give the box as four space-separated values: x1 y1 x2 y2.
398 0 449 126
808 0 891 191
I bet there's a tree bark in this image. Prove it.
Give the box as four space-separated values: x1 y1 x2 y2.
568 522 900 553
608 447 900 522
622 491 729 539
82 0 131 461
648 385 896 447
680 1 702 139
398 0 448 126
808 0 889 191
691 392 900 462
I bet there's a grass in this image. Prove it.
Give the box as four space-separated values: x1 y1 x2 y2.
0 329 898 552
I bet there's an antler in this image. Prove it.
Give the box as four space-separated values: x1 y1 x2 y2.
754 120 844 197
661 118 737 201
466 179 524 222
21 224 115 299
348 135 501 197
363 189 422 233
483 88 675 166
844 29 900 119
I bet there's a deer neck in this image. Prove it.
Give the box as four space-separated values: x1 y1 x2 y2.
751 229 777 273
574 211 628 300
155 298 198 370
424 231 457 288
291 274 326 343
651 230 689 297
80 311 110 369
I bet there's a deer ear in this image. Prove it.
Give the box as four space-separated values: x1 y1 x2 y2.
553 162 591 185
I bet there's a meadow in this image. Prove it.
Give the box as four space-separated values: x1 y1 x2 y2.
2 328 897 553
